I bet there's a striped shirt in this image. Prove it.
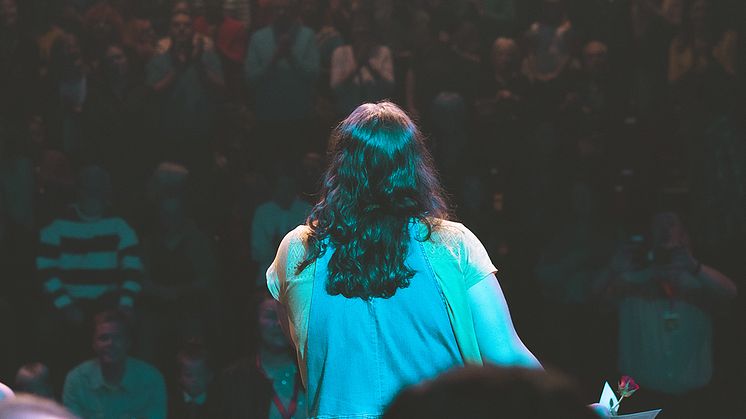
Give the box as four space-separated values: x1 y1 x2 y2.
36 206 144 309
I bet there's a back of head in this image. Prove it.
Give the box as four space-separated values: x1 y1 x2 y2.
384 366 597 419
14 363 53 399
0 382 13 402
299 102 449 300
0 394 78 419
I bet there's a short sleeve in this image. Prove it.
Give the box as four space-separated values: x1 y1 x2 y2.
267 262 281 300
266 226 306 301
266 238 286 301
459 225 498 288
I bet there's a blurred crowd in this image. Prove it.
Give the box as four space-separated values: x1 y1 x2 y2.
0 0 744 418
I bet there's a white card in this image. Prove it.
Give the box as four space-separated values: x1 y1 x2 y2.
599 381 619 412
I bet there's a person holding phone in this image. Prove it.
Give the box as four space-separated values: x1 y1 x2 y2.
597 211 737 415
267 102 540 418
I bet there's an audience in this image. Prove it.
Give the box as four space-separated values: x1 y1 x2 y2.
36 165 143 319
595 212 737 417
522 0 577 84
207 295 307 418
329 13 394 116
146 9 224 173
0 1 743 417
140 194 218 369
245 0 320 168
250 172 311 288
62 310 166 419
168 344 214 419
83 41 154 217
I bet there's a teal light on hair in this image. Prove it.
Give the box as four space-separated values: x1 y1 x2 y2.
298 102 449 300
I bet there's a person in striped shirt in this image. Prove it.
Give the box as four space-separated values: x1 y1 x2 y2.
36 165 143 323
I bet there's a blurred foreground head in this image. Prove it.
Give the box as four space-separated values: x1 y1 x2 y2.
14 363 53 399
384 366 597 419
0 394 78 419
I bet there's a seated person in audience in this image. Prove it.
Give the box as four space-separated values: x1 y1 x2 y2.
329 13 395 117
146 9 224 171
207 295 307 418
62 310 167 419
37 165 144 320
595 211 737 416
36 165 144 383
14 363 54 399
244 0 321 169
139 194 218 369
384 365 597 418
169 344 214 419
522 0 577 83
0 394 77 419
251 172 311 288
244 0 320 123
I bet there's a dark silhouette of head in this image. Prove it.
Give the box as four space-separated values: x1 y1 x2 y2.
14 363 53 399
0 394 78 419
298 102 449 300
384 366 597 419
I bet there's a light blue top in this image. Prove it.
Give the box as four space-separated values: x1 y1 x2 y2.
305 228 463 418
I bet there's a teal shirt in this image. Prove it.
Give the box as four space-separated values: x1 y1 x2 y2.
63 357 166 419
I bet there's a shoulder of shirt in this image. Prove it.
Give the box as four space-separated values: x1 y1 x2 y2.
418 219 480 261
127 357 165 380
66 359 98 378
251 26 273 39
285 224 312 245
297 25 315 36
427 219 472 241
254 200 278 213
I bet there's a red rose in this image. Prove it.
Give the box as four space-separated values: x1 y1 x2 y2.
618 376 639 398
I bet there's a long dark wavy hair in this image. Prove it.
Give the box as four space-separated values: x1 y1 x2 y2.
296 102 450 300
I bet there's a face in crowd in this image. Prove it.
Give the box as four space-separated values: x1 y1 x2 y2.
0 0 18 28
170 12 194 44
258 298 291 352
93 320 130 366
104 45 129 78
179 356 212 397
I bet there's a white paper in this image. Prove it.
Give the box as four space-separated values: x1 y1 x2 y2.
612 409 661 419
599 381 619 412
